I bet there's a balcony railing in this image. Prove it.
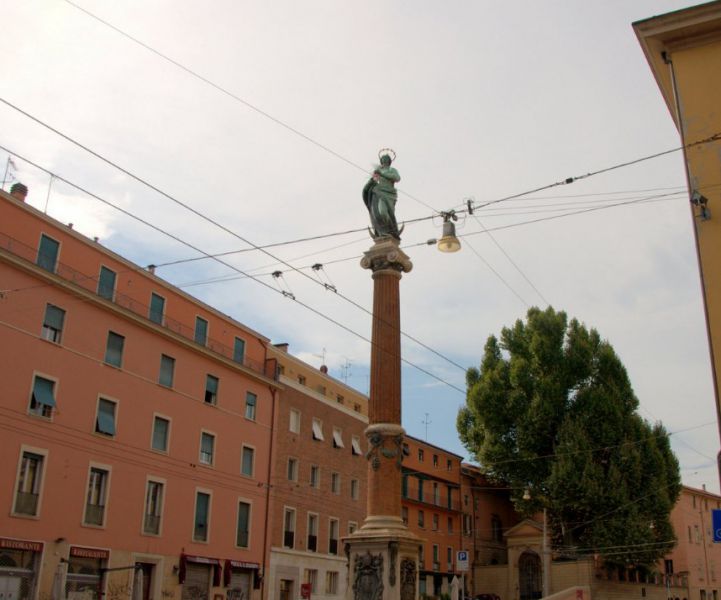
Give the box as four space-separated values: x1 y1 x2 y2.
143 514 160 535
84 503 105 526
14 492 38 515
0 231 271 378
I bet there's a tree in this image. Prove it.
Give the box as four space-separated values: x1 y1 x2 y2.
457 306 681 567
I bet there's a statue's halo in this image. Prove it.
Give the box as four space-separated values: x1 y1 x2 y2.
378 148 396 163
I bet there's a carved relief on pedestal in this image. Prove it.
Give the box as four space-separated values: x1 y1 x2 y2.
353 552 384 600
400 558 416 600
389 542 398 587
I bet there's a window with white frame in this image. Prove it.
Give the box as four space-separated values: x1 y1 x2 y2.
152 416 170 452
328 518 339 555
351 435 362 456
241 446 254 477
37 234 60 273
432 513 439 530
332 427 344 448
13 450 45 516
41 304 65 343
159 354 175 387
289 408 301 433
311 417 324 441
283 508 296 548
310 465 320 488
233 337 245 364
433 482 440 505
245 392 257 420
97 265 116 300
143 479 164 535
199 432 215 465
205 375 219 405
95 398 117 437
348 521 357 534
29 375 56 418
287 458 298 481
194 316 208 346
84 467 109 526
307 513 318 552
331 472 340 495
149 293 165 325
236 501 251 548
325 571 339 595
104 331 124 368
194 491 211 542
350 479 359 500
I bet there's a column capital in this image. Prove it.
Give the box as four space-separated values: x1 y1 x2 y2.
360 238 413 274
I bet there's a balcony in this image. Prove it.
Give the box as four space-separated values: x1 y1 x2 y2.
0 232 271 378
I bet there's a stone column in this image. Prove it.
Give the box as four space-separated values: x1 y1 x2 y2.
343 237 419 600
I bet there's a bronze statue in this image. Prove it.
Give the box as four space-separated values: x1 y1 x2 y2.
362 149 401 240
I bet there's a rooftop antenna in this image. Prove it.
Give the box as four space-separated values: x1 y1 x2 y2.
313 347 327 368
340 358 352 384
422 413 432 441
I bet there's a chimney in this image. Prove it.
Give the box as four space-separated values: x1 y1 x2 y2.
702 484 706 491
147 264 156 274
10 182 28 202
320 365 328 374
273 343 289 353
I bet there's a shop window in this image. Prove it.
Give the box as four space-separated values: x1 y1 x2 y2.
13 450 45 516
97 266 116 300
95 398 117 436
30 375 56 418
41 304 65 343
159 354 175 387
84 467 109 526
143 480 164 535
37 234 60 272
104 331 124 368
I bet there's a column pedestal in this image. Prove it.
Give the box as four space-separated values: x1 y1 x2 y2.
343 238 418 600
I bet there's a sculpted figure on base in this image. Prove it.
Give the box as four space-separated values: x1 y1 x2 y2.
362 149 401 240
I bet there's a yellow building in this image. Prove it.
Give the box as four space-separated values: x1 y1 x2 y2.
634 1 721 474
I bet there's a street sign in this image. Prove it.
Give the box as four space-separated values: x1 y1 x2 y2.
713 509 721 543
457 550 469 572
300 583 312 599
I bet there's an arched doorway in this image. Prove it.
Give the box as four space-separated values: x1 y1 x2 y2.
518 551 541 600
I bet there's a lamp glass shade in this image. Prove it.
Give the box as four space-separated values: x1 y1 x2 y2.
437 221 461 253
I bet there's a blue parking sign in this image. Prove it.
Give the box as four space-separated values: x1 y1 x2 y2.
713 509 721 543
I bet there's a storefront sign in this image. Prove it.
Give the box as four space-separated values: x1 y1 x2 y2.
227 561 259 570
0 538 43 552
70 546 109 559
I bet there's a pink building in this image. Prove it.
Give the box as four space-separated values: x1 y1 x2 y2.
0 188 279 600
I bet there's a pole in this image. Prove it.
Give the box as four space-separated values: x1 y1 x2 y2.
542 507 549 598
2 157 10 191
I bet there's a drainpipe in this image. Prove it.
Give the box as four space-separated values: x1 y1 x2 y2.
261 386 278 600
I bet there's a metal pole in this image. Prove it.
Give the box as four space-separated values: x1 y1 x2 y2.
2 157 10 191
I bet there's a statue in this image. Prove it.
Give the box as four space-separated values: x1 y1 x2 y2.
362 149 401 240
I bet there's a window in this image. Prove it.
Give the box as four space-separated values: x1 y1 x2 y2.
463 514 472 537
236 501 251 548
233 337 245 364
205 375 219 405
241 446 255 477
152 416 170 452
433 482 440 505
447 459 452 471
310 465 320 488
245 392 257 420
695 524 701 543
491 515 503 542
402 506 408 525
307 513 318 551
419 544 425 566
402 474 408 497
332 427 344 448
432 514 439 530
349 521 357 534
200 432 215 465
448 517 453 533
418 510 425 528
331 472 340 494
194 316 208 345
104 331 124 367
97 266 117 300
354 403 361 412
418 449 424 461
304 570 318 594
433 545 440 570
95 398 117 436
328 518 339 555
351 479 359 500
298 375 306 385
29 375 56 418
84 467 109 526
143 480 164 535
447 485 453 509
289 408 301 434
336 394 344 404
283 508 296 548
325 571 338 595
433 454 439 467
351 435 362 456
447 547 453 571
159 354 175 387
316 385 326 396
312 417 324 441
149 293 165 324
194 491 210 541
287 458 298 481
418 479 424 502
14 450 45 516
41 304 65 343
37 234 60 272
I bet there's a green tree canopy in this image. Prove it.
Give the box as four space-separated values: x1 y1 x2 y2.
457 307 681 567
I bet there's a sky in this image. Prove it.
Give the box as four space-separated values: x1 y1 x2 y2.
1 0 719 493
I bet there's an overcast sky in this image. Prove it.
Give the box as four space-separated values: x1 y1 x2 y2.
2 0 719 493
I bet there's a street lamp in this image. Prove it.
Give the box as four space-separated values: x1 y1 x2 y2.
437 212 461 253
